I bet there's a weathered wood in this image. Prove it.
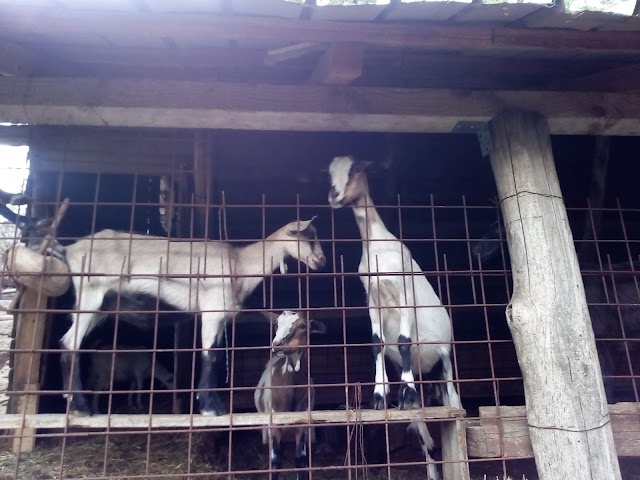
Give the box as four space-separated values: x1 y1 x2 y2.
488 111 621 479
467 404 640 458
578 136 610 263
441 418 470 480
2 77 640 135
0 41 39 76
193 130 212 237
309 42 364 85
10 289 47 453
2 6 640 54
264 42 324 66
551 63 640 92
0 406 465 430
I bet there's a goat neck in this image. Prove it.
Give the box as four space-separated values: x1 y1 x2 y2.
234 233 287 301
351 181 391 242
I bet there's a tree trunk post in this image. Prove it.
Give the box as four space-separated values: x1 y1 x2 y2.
487 111 621 480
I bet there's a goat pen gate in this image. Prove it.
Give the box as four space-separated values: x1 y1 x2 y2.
0 128 638 480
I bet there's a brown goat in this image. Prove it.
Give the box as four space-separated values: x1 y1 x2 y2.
254 311 325 480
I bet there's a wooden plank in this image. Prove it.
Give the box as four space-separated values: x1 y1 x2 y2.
10 289 47 453
550 63 640 92
0 406 466 430
467 404 640 458
264 42 324 66
488 111 621 479
441 418 470 480
0 40 39 76
1 6 640 54
309 42 364 85
2 77 640 135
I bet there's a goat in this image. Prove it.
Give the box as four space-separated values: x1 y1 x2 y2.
88 344 175 413
254 310 325 480
54 219 325 416
473 222 640 403
328 155 461 480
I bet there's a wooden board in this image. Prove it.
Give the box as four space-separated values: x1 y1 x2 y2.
1 6 640 53
2 77 640 135
10 289 47 453
0 406 465 430
467 403 640 458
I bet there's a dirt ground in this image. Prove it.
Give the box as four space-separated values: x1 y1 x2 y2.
0 428 541 480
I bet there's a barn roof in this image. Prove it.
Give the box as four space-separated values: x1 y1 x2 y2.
0 1 639 135
1 1 639 91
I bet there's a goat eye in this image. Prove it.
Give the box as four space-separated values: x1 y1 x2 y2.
298 324 307 331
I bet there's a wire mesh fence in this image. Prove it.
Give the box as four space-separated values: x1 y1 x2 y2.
0 154 637 480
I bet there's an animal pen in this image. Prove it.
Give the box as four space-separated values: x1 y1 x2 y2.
0 1 640 480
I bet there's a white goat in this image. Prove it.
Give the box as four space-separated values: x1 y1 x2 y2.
57 219 325 415
328 155 461 480
88 345 174 413
255 311 325 480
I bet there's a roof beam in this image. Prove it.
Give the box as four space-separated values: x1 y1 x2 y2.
0 77 639 135
309 42 364 85
0 41 39 76
1 6 640 54
550 63 640 92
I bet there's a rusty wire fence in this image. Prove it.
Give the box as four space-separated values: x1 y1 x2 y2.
0 171 637 480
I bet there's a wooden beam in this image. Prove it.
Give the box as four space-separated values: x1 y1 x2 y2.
264 42 324 66
309 42 364 85
10 289 47 453
1 6 640 54
488 111 621 479
467 403 640 458
0 41 38 76
1 77 640 135
550 63 640 92
0 406 465 430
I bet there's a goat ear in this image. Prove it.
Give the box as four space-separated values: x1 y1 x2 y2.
286 216 317 236
259 311 280 324
354 160 374 172
309 320 326 335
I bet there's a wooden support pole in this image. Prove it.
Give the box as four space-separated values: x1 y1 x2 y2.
487 111 621 480
11 288 47 454
441 418 470 480
193 130 212 238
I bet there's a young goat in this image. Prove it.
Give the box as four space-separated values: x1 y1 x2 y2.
328 156 461 480
88 345 175 413
56 219 325 415
254 311 325 480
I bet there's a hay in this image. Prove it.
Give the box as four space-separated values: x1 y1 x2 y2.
0 430 434 480
0 432 221 480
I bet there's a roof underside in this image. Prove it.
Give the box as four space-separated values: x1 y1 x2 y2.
0 1 639 92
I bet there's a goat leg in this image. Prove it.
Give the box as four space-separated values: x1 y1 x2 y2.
60 350 91 416
197 344 226 416
295 428 310 480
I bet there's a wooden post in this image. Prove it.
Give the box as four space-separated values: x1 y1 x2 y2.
487 111 621 479
193 130 212 238
11 288 47 453
441 419 470 480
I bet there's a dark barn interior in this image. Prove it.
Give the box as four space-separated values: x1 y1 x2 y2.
23 129 639 424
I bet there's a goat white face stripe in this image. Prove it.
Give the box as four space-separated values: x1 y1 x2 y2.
272 310 299 346
329 156 354 202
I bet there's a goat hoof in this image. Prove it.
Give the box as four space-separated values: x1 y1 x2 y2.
372 392 386 410
70 395 92 416
398 385 418 410
198 392 227 416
